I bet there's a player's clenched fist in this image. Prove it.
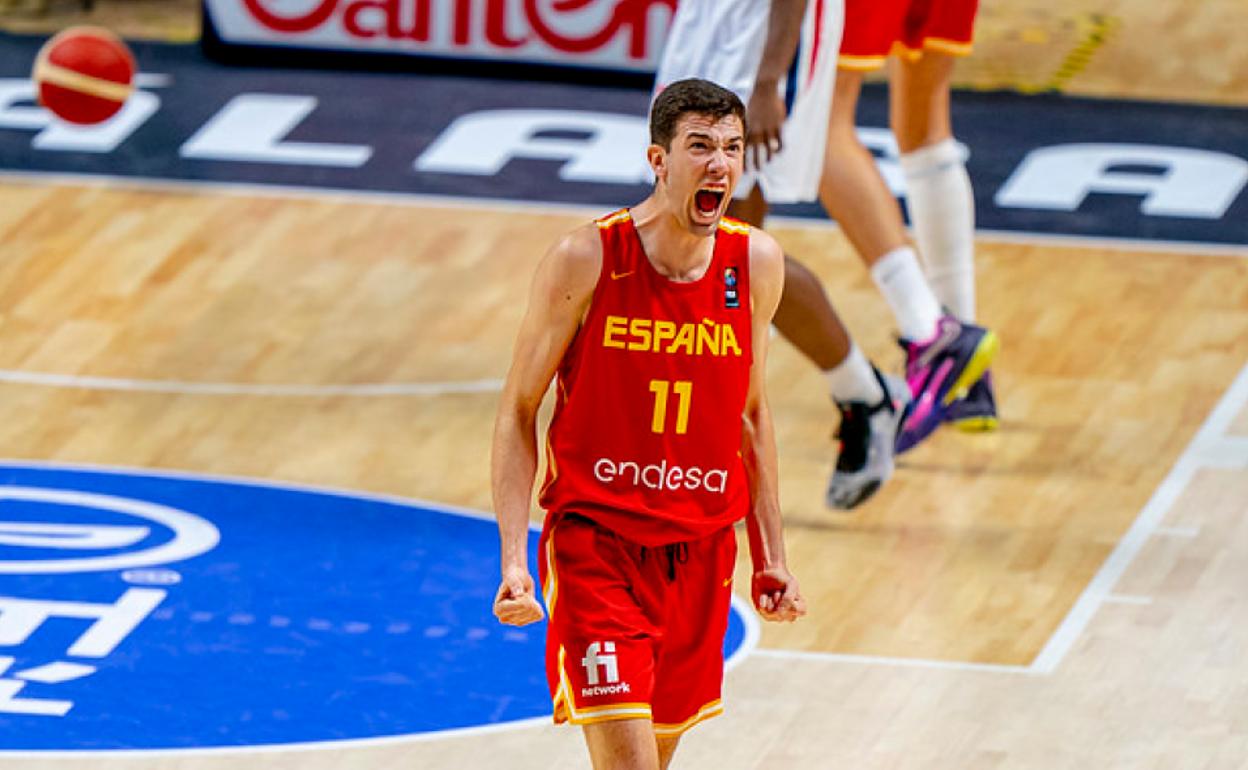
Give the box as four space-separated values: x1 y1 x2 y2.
493 568 545 626
752 567 806 623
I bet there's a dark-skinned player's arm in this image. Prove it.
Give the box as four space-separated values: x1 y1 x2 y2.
490 224 601 627
741 226 806 623
746 0 810 171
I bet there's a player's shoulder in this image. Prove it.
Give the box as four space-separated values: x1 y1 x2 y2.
743 225 783 313
539 218 604 295
551 218 604 265
743 223 783 270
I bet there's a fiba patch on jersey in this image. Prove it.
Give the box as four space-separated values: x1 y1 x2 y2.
0 463 749 752
723 267 739 309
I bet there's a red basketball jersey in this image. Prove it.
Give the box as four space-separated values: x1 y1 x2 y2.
539 210 755 547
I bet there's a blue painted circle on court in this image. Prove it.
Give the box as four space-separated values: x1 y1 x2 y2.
0 464 748 751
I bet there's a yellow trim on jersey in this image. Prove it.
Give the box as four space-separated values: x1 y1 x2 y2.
542 524 559 613
652 699 724 736
921 37 974 57
895 38 974 61
595 209 632 230
716 218 750 236
573 702 654 716
840 37 972 70
570 705 654 724
537 430 558 499
837 53 888 71
553 644 572 722
538 378 569 500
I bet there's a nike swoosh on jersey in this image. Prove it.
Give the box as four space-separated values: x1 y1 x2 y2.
610 270 635 280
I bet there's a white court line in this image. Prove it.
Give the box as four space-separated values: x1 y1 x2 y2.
0 715 556 758
1193 436 1248 466
0 169 620 219
0 369 503 397
1030 360 1248 675
752 648 1030 675
1 169 1244 258
0 457 508 524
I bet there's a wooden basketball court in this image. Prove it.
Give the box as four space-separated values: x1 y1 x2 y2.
1 174 1245 767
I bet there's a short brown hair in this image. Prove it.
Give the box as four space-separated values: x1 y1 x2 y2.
649 78 746 150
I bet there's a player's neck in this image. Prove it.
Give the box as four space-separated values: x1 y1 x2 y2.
630 197 716 283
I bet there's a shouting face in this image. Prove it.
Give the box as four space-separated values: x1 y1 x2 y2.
650 112 745 237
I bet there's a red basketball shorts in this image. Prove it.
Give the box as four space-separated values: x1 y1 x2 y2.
839 0 979 71
538 512 737 736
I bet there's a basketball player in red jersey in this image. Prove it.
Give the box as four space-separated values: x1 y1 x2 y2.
492 79 804 769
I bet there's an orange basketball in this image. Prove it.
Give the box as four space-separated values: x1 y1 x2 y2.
33 26 136 125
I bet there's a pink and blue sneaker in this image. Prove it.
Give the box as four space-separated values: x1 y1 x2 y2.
895 316 999 454
946 371 999 432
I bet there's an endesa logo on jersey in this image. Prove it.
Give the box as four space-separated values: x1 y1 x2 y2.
593 457 729 494
0 463 751 752
205 0 677 72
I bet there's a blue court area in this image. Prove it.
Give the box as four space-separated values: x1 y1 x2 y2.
0 464 748 750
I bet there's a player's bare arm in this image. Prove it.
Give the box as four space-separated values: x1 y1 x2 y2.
491 224 602 627
741 227 805 623
746 0 810 170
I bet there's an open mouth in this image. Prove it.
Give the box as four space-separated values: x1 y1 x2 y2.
694 188 725 217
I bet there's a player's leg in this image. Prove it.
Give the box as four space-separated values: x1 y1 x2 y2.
891 49 955 152
773 254 850 370
582 720 661 770
656 733 681 769
893 51 973 323
729 189 904 510
894 51 998 430
821 64 994 452
820 68 939 342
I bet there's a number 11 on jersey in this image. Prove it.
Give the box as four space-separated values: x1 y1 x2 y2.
649 380 692 434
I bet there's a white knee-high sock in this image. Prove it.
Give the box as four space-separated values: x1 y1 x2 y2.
869 246 943 342
825 343 884 405
901 138 977 322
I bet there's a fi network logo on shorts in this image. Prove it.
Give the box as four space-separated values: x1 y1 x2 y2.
581 641 630 698
0 463 559 752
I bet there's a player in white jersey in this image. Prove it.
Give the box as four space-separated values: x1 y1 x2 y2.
656 0 910 511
